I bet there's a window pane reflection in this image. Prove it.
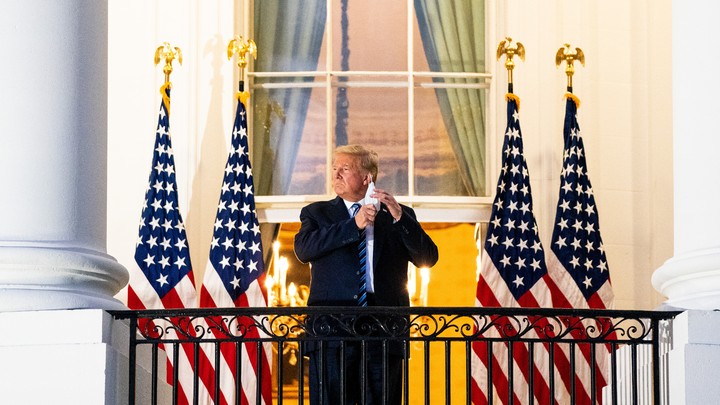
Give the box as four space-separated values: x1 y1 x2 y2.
414 87 467 196
252 85 327 196
250 0 489 199
335 85 409 195
331 0 407 72
414 84 487 196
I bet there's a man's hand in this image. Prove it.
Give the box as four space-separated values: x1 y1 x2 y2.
354 204 377 229
372 188 402 221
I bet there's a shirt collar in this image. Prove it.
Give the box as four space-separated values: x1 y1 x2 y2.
342 199 363 211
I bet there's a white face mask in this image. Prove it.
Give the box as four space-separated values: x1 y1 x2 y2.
364 173 380 210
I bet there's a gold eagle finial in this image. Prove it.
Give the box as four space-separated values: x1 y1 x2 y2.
555 43 585 90
227 35 258 104
154 42 182 85
228 36 257 75
496 37 525 89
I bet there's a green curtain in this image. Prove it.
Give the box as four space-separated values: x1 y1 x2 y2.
415 0 487 196
252 0 327 262
253 0 327 196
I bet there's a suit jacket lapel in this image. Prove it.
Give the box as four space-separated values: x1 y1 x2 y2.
330 196 350 220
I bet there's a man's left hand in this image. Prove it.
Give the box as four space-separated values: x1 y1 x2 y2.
372 188 402 221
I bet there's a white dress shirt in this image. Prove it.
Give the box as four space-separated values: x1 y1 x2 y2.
344 199 374 293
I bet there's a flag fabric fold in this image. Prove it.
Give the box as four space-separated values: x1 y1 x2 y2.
547 95 613 310
198 94 273 405
127 84 211 404
545 95 614 403
472 95 564 404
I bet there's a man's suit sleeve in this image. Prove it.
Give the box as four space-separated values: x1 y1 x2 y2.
294 204 360 263
394 206 439 268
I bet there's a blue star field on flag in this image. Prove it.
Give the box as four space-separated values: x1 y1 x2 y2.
550 98 610 300
208 99 264 301
484 98 548 301
134 88 193 298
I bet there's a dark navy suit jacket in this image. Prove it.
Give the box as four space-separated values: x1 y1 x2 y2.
294 196 438 307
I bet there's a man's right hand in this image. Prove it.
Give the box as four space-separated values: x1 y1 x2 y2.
354 204 377 229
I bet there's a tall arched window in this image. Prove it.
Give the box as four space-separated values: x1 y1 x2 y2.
248 4 492 393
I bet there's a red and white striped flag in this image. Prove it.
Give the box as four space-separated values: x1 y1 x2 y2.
127 84 213 404
545 94 614 404
198 93 273 405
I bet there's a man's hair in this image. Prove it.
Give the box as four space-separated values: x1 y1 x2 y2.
334 144 379 181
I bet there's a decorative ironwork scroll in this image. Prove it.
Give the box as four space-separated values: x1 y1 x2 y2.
116 307 675 345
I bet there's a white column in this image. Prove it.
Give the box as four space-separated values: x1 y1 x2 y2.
652 0 720 310
0 0 128 311
666 311 720 404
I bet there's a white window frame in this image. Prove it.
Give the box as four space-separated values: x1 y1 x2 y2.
244 0 499 224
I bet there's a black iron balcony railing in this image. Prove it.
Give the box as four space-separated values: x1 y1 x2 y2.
110 307 680 405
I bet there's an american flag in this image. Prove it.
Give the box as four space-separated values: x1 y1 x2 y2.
198 94 273 405
127 84 210 404
471 96 573 404
545 95 614 403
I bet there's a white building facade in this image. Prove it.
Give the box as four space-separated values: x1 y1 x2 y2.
0 0 718 403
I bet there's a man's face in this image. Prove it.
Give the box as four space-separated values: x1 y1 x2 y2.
332 153 368 202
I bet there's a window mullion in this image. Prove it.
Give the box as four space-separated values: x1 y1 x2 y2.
324 0 334 196
407 0 415 198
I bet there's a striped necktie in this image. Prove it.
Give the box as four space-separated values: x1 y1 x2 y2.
351 203 368 307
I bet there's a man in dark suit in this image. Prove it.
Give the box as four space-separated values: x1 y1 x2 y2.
294 144 438 405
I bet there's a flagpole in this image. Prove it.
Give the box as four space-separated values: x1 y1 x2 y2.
131 41 200 405
199 36 273 404
475 36 566 404
555 43 585 94
550 44 615 403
